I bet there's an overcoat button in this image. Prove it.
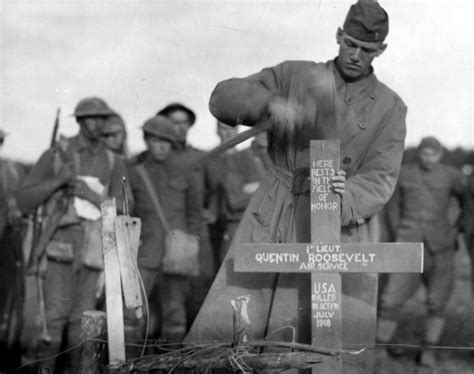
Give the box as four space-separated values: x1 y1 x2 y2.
342 157 352 165
359 122 367 129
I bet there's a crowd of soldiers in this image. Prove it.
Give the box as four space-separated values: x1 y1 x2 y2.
0 98 273 373
1 1 473 373
0 96 472 373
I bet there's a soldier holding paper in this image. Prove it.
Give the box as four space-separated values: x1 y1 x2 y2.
16 97 131 373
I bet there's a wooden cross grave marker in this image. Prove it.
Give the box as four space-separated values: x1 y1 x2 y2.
234 140 424 373
101 198 142 368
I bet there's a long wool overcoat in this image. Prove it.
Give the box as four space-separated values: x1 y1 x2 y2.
186 60 407 372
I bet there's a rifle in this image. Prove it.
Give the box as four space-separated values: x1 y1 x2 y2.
27 108 68 344
26 108 65 274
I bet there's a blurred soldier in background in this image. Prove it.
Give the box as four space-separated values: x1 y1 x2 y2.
377 136 466 367
157 103 215 328
129 115 202 343
0 129 28 370
208 121 272 266
16 97 131 373
460 164 474 298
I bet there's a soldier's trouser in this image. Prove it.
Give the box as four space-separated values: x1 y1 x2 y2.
158 275 192 342
121 267 158 358
126 268 204 345
378 245 454 343
379 246 454 318
37 261 99 373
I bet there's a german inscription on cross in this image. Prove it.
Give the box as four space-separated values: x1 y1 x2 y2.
235 140 423 373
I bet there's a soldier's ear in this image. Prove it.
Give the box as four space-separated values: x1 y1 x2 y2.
375 43 387 57
336 27 343 45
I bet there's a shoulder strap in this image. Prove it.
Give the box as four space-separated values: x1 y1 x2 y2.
135 164 171 233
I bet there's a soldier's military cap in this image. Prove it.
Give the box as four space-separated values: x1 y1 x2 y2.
418 136 443 152
73 97 116 118
343 0 389 42
142 115 177 143
157 103 196 126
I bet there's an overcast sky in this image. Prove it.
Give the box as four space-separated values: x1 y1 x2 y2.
1 0 473 162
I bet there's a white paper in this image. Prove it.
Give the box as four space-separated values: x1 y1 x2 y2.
74 176 105 221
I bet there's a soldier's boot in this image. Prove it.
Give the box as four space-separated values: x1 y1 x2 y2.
161 326 186 350
419 316 445 368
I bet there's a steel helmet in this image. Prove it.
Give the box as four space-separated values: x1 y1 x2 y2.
73 97 116 118
142 115 177 143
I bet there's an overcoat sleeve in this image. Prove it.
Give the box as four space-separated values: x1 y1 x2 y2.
15 149 56 213
209 62 292 126
340 99 407 226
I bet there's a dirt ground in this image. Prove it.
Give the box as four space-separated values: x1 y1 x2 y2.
375 241 474 374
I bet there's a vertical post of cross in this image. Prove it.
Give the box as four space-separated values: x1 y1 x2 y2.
101 199 126 368
310 139 342 373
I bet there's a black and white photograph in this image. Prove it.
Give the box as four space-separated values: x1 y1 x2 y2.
1 0 473 373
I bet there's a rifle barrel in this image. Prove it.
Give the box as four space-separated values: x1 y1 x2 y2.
50 107 61 149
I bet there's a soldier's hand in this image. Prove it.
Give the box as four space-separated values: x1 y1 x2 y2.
268 97 299 129
331 170 346 196
202 209 216 224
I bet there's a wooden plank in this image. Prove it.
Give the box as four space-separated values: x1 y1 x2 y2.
101 199 125 367
126 218 141 261
310 139 342 374
235 243 423 273
115 216 142 310
312 273 342 371
310 139 341 243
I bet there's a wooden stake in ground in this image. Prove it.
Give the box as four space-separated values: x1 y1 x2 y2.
235 139 424 373
79 310 107 374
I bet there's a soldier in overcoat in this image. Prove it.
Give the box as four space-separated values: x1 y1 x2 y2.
187 2 407 372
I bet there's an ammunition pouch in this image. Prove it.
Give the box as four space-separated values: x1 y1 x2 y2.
81 219 104 270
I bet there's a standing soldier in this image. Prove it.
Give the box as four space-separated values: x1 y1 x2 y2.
16 97 131 373
0 130 27 370
128 115 202 343
377 136 465 367
208 121 271 265
157 103 215 326
187 2 407 372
